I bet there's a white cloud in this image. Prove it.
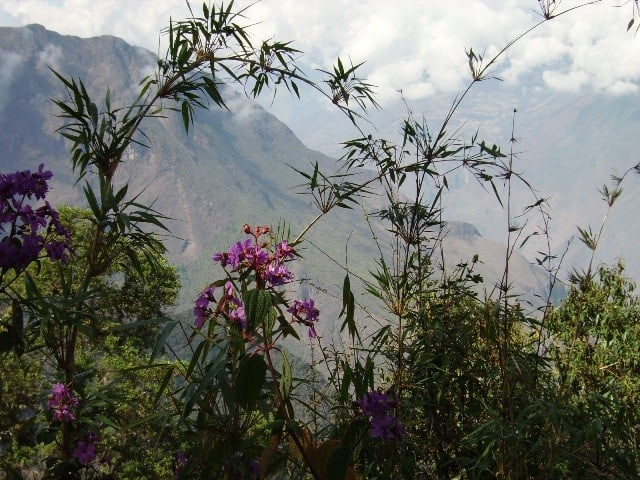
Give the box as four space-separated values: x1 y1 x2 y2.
606 80 639 96
501 36 571 83
36 43 63 71
0 51 23 113
0 0 187 51
224 90 263 122
501 1 639 93
542 68 589 92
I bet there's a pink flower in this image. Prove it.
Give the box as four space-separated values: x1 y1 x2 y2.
47 382 79 422
275 240 296 260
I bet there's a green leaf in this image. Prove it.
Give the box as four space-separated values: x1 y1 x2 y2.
83 182 102 220
339 363 352 401
234 354 267 411
280 350 292 399
244 288 272 333
181 100 190 133
182 348 227 420
339 274 358 341
263 309 277 343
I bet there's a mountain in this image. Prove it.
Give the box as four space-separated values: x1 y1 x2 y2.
0 24 555 340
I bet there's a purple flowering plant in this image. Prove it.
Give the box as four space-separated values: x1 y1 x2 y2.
73 431 99 466
196 223 319 341
47 382 80 423
356 390 405 441
287 298 320 338
181 223 335 477
0 164 72 284
193 281 246 330
210 224 294 290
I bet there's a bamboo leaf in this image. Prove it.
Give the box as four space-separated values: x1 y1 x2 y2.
181 100 190 133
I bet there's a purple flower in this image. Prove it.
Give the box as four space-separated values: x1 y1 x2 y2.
0 164 52 200
73 441 96 465
356 390 395 417
0 165 72 271
249 459 260 478
174 451 188 477
224 281 247 329
213 238 271 272
194 286 216 328
356 391 405 441
228 304 246 329
246 244 269 267
212 231 295 279
173 451 201 478
228 239 252 269
287 299 320 337
211 251 229 267
275 240 296 261
47 382 79 423
44 240 69 262
193 282 249 331
263 262 292 287
73 432 99 466
370 413 405 440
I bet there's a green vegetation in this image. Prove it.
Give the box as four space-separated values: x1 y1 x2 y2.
2 1 640 479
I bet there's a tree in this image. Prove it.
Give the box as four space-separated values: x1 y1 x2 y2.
543 263 640 478
1 206 180 478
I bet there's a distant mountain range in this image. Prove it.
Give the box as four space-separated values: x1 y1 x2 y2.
283 60 640 286
347 75 640 285
0 24 565 338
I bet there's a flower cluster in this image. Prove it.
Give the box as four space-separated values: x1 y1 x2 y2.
0 164 72 271
287 298 320 337
211 225 295 288
194 281 246 329
200 224 321 338
356 390 405 441
73 431 99 466
47 382 79 423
